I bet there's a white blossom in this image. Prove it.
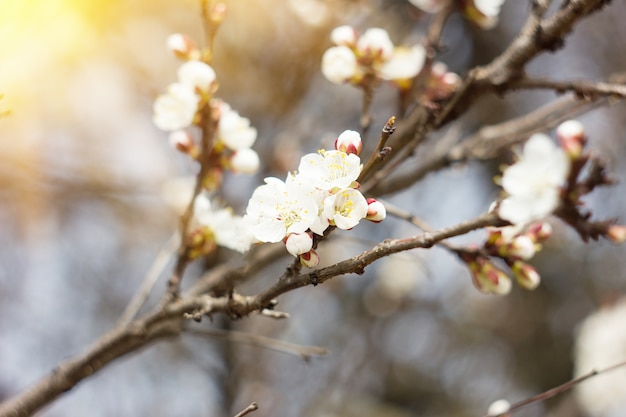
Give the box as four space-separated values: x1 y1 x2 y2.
323 188 368 230
245 174 319 243
177 60 216 92
356 28 394 60
474 0 506 18
167 33 198 60
230 148 260 174
470 0 506 29
152 83 199 131
498 134 570 225
408 0 446 13
321 46 358 84
218 102 258 150
331 25 357 46
379 45 426 82
297 150 362 191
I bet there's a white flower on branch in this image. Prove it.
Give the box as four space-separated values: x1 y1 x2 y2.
245 174 320 243
379 45 426 84
230 148 260 175
498 134 570 226
356 28 394 60
321 45 359 84
152 83 200 131
177 60 216 93
330 25 357 46
217 101 258 151
297 150 362 191
323 188 368 230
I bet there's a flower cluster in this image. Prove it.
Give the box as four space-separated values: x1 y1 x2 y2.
321 26 426 90
409 0 507 30
459 221 551 295
496 119 626 244
244 130 386 266
153 33 260 189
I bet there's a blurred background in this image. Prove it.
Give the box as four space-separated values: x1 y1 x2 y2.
1 0 626 416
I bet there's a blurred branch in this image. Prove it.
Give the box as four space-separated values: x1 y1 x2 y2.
0 211 501 417
232 402 259 417
118 233 179 326
185 328 329 360
486 359 626 417
511 76 626 98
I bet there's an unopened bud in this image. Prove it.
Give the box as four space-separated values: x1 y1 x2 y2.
335 130 363 155
169 130 199 158
508 235 536 260
186 226 217 260
511 260 541 290
365 198 386 222
167 33 200 60
177 60 216 93
527 221 552 243
469 258 512 295
300 249 319 268
209 3 227 26
331 25 358 46
230 148 260 174
556 119 586 159
285 232 314 257
487 399 511 417
607 224 626 244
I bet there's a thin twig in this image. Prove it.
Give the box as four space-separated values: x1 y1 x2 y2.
233 402 258 417
359 116 395 182
511 76 626 98
370 91 614 196
485 359 626 417
186 328 329 360
118 233 179 326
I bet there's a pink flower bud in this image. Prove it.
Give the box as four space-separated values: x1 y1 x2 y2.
167 33 199 60
511 261 541 290
285 232 313 257
509 235 536 260
335 130 363 155
469 258 512 295
607 224 626 244
556 119 586 159
365 198 386 222
300 249 320 268
230 148 260 174
209 3 227 26
527 222 553 243
168 130 198 158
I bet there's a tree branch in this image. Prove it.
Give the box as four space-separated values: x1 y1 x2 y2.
0 211 501 417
